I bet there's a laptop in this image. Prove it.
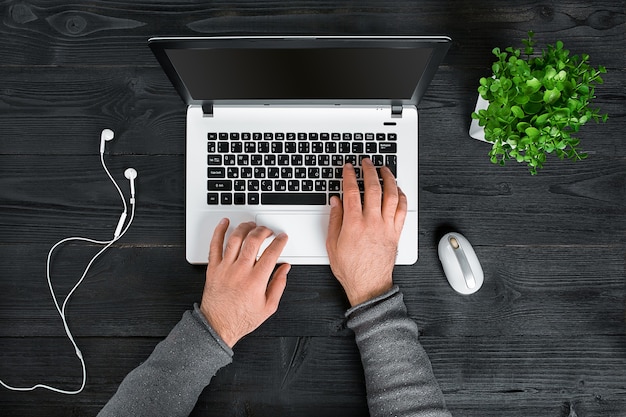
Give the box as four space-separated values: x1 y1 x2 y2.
148 36 450 265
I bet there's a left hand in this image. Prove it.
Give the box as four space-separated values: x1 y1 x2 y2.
199 219 290 348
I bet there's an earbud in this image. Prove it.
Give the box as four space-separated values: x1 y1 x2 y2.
124 168 137 197
100 129 115 153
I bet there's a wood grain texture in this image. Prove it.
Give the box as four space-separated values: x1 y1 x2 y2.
1 0 625 416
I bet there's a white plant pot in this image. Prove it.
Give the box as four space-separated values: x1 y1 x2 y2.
468 95 490 142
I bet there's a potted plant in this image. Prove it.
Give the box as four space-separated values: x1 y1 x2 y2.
469 31 608 175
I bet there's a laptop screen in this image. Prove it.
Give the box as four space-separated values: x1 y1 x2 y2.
164 47 432 101
149 37 450 106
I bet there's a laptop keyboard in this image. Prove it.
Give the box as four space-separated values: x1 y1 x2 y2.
207 132 397 205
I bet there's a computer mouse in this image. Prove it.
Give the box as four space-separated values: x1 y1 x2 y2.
438 232 484 295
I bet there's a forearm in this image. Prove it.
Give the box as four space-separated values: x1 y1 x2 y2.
346 286 451 417
98 305 233 417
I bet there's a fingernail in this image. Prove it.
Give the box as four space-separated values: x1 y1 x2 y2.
219 218 228 225
330 196 338 207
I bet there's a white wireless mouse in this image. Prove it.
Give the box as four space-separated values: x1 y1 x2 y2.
438 232 484 295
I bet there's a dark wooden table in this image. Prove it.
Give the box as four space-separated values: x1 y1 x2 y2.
1 1 624 416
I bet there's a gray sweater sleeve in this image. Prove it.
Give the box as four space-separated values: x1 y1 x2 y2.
346 286 452 417
98 304 233 417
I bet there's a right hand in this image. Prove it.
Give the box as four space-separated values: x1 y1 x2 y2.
326 158 407 307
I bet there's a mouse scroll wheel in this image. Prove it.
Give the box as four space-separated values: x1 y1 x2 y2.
449 236 460 249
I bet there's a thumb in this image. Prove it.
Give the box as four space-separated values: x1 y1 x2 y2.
326 196 343 250
265 263 290 314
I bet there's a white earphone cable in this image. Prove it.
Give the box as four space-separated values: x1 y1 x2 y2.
0 135 135 395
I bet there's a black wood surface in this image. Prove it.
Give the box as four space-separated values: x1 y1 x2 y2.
0 1 624 416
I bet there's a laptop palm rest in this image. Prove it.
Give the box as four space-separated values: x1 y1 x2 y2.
256 213 329 260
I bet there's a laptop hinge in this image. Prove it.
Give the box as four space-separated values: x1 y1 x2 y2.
202 103 214 117
391 104 403 118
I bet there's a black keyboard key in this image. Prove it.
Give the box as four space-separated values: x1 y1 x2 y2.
315 180 327 191
379 143 397 153
288 180 300 191
332 155 344 166
208 133 218 140
248 180 260 191
302 180 313 191
268 167 280 178
207 193 219 204
261 193 326 205
221 193 233 205
208 167 226 178
224 155 236 165
376 133 386 141
366 142 377 153
261 180 273 191
208 180 232 191
285 142 297 153
230 133 240 140
244 142 256 153
248 193 260 204
207 141 216 153
251 155 263 165
234 180 246 191
253 132 262 140
227 167 239 178
218 142 229 153
258 142 270 153
234 193 246 205
254 167 266 178
231 142 242 153
275 180 287 191
208 155 222 165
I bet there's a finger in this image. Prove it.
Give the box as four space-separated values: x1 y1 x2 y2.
361 158 382 215
341 163 362 214
223 221 256 263
255 232 289 272
326 195 344 252
394 187 408 233
265 263 290 314
208 218 229 264
238 226 274 263
380 166 400 221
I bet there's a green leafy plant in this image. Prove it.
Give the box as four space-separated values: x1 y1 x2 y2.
471 31 608 174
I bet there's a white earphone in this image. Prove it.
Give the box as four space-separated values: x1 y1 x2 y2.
0 129 137 395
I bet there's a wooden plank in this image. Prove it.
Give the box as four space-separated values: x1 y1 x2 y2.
0 245 622 338
0 1 624 68
0 335 624 416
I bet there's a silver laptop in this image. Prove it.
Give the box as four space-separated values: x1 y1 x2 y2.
149 36 450 265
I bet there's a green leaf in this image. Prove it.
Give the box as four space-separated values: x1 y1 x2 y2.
511 106 525 118
523 101 543 114
543 88 562 104
535 113 550 125
525 127 540 138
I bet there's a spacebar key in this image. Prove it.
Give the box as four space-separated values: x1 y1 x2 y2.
261 193 326 205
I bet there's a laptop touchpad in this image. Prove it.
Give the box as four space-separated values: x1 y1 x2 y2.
255 213 329 258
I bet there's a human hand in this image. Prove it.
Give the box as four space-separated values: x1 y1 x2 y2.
326 158 407 307
200 219 290 348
